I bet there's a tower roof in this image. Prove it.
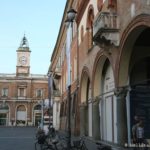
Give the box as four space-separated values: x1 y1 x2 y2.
20 34 29 48
18 34 30 51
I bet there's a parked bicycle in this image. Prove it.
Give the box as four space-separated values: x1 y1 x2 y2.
96 142 111 150
42 136 73 150
72 136 88 150
42 135 88 150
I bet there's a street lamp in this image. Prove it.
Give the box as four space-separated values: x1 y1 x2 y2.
48 72 52 129
65 8 77 149
38 100 44 128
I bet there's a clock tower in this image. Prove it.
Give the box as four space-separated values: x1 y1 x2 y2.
16 35 31 76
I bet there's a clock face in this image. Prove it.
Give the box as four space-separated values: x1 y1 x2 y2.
19 56 27 65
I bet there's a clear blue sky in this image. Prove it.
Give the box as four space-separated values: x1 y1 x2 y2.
0 0 66 74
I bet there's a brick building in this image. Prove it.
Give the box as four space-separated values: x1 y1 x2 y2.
0 35 48 126
49 0 150 148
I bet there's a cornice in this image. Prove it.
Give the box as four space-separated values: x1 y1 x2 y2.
50 0 73 68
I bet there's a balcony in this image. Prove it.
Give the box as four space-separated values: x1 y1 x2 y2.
93 12 120 47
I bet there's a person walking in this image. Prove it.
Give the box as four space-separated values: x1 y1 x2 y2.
132 115 140 144
136 120 144 145
132 117 149 150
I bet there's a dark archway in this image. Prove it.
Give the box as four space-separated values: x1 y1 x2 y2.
130 28 150 139
34 104 42 126
80 67 91 136
0 104 9 126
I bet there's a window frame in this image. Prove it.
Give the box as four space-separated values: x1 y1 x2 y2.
2 88 8 97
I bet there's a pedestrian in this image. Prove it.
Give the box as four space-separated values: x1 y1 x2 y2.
132 117 149 150
36 127 46 144
132 115 140 144
43 125 49 137
136 120 144 145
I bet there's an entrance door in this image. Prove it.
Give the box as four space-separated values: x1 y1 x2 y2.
34 105 42 126
0 105 9 126
35 112 42 126
101 60 115 142
0 114 6 125
16 105 26 126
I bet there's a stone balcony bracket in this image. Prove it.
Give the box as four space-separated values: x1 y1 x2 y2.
54 67 62 79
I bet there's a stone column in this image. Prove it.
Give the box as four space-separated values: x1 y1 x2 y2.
115 87 128 145
92 97 100 140
80 104 87 136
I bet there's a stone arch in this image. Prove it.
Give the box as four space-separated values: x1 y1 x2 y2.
92 51 116 141
80 66 91 136
117 14 150 143
80 66 91 104
92 51 114 97
33 104 42 126
16 104 27 126
117 14 150 86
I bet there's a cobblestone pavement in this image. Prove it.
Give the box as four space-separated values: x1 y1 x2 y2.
56 130 135 150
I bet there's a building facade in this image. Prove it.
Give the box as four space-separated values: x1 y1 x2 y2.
49 0 150 148
0 35 48 126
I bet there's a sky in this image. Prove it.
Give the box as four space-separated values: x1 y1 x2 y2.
0 0 67 75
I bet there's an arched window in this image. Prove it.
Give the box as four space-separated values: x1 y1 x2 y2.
34 104 41 110
81 25 84 42
17 105 26 111
97 0 103 11
108 0 117 12
97 0 117 12
86 5 94 50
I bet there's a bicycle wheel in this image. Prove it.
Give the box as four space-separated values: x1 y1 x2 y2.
42 146 55 150
81 143 88 150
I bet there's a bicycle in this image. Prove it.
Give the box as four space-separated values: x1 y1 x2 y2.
72 136 88 150
96 142 111 150
42 135 88 150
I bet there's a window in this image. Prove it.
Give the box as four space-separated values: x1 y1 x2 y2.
18 88 25 97
74 57 77 81
97 0 103 11
2 88 8 97
36 89 43 98
81 25 84 42
72 21 77 40
86 5 94 50
72 94 76 116
70 65 72 83
61 44 65 64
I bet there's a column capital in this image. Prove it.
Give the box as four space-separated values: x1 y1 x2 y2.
114 86 129 98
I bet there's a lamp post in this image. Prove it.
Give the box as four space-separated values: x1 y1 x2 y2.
48 72 52 129
38 99 44 128
65 8 77 149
